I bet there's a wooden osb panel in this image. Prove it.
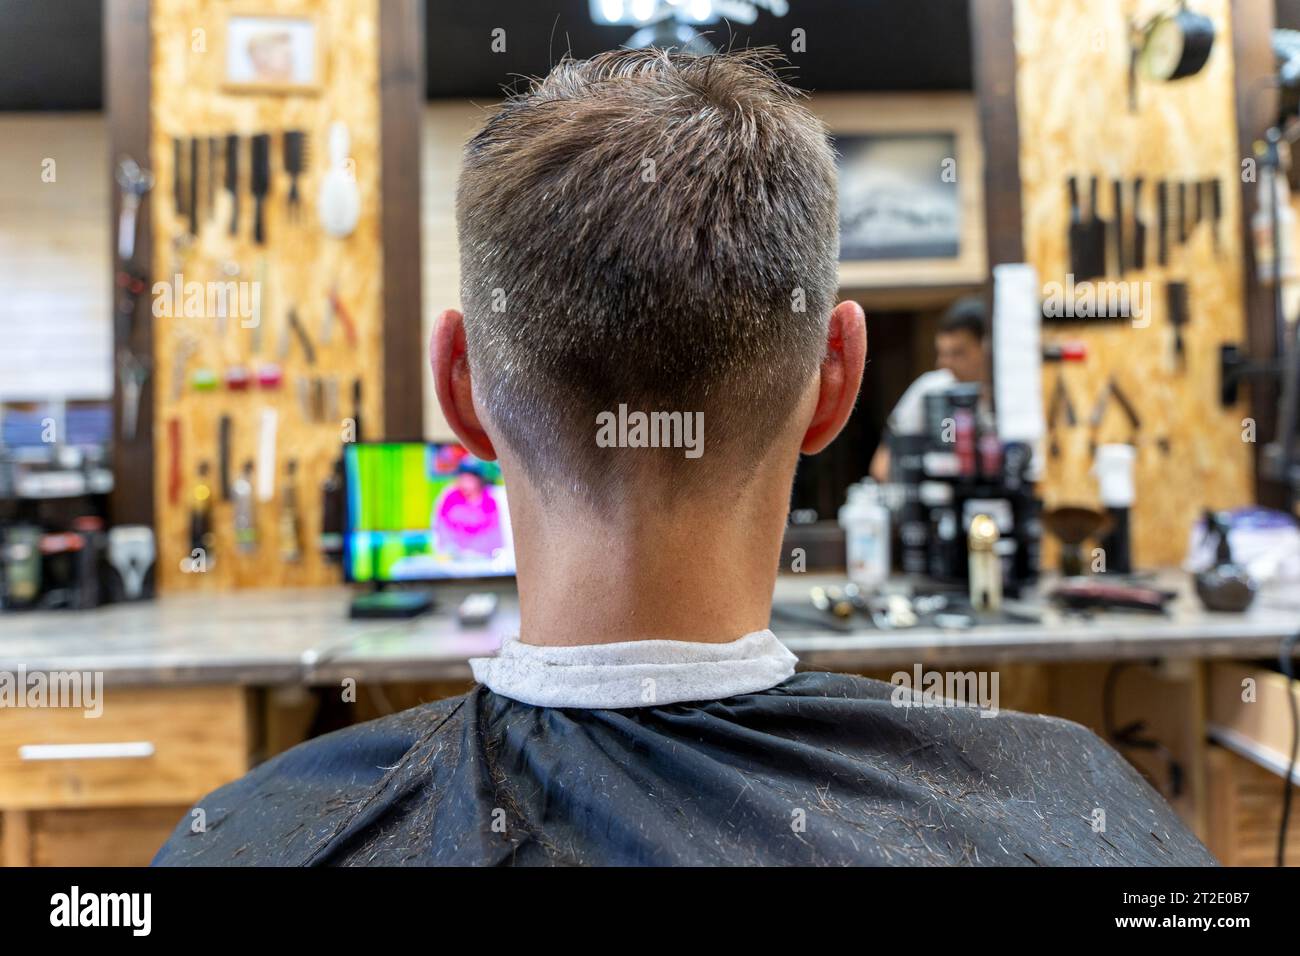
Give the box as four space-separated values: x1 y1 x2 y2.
150 0 383 589
1014 0 1253 567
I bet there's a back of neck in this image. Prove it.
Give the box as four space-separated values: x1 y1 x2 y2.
513 488 786 647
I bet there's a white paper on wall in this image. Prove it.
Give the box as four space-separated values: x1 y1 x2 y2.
992 263 1045 472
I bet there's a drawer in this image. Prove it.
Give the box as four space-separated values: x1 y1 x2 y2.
0 685 252 810
1 806 188 867
1208 661 1297 769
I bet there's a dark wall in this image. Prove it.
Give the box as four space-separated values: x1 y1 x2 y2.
0 0 103 110
0 0 973 110
426 0 972 97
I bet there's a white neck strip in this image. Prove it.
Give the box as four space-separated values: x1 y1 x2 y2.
469 629 798 709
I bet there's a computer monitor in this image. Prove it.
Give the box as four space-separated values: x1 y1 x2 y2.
343 441 516 584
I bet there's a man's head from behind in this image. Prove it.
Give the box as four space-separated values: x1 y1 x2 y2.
433 48 865 523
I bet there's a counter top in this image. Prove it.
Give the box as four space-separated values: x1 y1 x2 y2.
1 575 1296 685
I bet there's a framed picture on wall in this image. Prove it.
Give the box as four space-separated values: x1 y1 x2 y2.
816 94 986 290
224 14 322 95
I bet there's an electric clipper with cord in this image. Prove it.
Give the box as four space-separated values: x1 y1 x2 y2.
189 461 215 568
106 526 155 602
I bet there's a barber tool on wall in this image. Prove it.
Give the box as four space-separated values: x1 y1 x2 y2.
172 137 185 220
328 284 358 346
1176 180 1188 245
215 259 241 338
1042 341 1087 362
168 417 182 507
250 132 271 245
279 459 303 563
255 362 282 390
1156 179 1170 265
188 136 199 238
168 231 192 277
190 460 214 566
117 351 148 442
1088 376 1142 458
276 310 292 362
296 376 312 421
283 130 308 220
251 256 267 353
114 157 155 440
351 378 364 441
1047 374 1078 459
191 366 218 392
1067 176 1087 277
225 133 240 236
116 156 153 266
218 414 233 501
1132 177 1148 270
286 308 316 364
319 121 360 238
208 136 219 225
1110 178 1126 274
257 408 277 503
320 457 345 564
169 333 197 402
321 288 336 346
1085 175 1107 279
224 364 251 392
323 375 340 422
1208 177 1222 252
233 460 257 554
1167 280 1190 366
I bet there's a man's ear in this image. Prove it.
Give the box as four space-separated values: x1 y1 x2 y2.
430 309 498 461
801 300 867 455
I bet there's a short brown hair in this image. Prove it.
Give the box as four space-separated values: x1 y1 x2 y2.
456 48 838 508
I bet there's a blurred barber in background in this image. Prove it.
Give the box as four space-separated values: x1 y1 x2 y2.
869 296 989 482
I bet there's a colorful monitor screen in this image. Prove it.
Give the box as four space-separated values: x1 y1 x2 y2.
343 442 515 582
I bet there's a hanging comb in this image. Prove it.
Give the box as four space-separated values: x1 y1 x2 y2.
250 132 271 245
283 130 308 221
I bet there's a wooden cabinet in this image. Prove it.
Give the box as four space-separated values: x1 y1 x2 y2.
1206 746 1300 867
1206 663 1300 867
0 685 253 866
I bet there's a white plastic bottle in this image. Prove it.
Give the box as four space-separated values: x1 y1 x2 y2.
839 481 891 590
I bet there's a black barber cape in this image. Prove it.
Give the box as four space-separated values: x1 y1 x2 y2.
153 672 1214 866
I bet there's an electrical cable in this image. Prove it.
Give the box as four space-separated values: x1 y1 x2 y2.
1277 630 1299 867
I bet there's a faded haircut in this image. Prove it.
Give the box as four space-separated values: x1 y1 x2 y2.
456 47 839 509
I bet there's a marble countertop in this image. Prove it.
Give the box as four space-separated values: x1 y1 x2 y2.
1 574 1296 686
